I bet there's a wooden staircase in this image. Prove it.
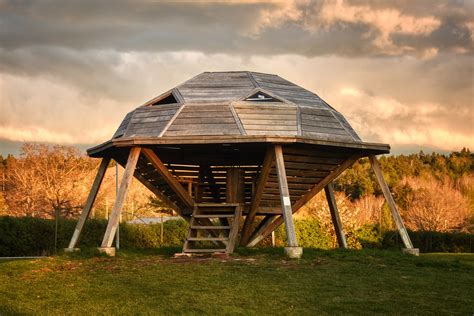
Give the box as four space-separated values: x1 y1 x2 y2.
182 203 242 254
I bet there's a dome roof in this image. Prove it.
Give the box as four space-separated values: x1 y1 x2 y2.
113 71 360 140
89 71 388 156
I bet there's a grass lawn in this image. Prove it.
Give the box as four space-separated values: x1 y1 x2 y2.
0 248 473 315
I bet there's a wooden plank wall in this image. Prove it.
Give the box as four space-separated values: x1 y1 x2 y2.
122 105 181 138
300 107 354 142
164 104 241 136
331 110 362 141
112 111 134 139
233 103 298 136
250 72 327 108
178 72 255 103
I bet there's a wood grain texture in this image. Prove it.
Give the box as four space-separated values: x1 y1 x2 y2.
369 155 414 249
68 157 110 249
240 147 274 246
142 148 195 209
274 145 298 247
247 153 361 247
101 148 141 248
324 183 347 249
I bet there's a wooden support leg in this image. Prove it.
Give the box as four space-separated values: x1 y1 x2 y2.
240 147 273 246
66 157 110 251
100 148 141 251
246 155 361 248
369 155 418 255
246 215 277 247
324 183 347 249
274 145 302 258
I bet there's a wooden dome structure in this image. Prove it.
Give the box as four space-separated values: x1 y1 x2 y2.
67 71 417 257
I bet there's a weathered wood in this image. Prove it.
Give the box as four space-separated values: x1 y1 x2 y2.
142 148 195 209
199 165 220 203
132 170 186 219
246 154 361 247
324 183 347 248
274 145 298 247
67 157 110 249
227 205 242 253
240 148 274 246
174 111 234 118
101 148 140 248
89 135 391 157
244 125 297 131
158 102 186 137
226 168 245 203
369 155 414 249
246 215 277 247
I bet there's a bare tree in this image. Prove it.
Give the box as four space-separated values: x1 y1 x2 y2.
6 143 97 248
402 176 470 231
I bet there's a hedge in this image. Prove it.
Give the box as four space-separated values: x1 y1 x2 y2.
0 216 188 256
0 216 472 256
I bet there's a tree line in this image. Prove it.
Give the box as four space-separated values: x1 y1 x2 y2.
1 144 472 234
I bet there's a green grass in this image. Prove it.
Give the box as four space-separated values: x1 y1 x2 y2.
0 248 473 315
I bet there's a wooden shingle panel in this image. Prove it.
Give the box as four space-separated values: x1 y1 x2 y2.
163 104 242 137
123 104 180 138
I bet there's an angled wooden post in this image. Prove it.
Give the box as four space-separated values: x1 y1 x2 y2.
246 215 277 247
100 148 141 253
66 157 110 251
324 183 347 249
246 155 361 248
142 148 194 210
274 145 302 258
369 155 418 255
240 147 273 246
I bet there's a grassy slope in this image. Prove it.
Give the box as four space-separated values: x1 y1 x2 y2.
0 248 473 315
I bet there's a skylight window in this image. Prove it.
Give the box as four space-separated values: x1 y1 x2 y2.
245 91 281 102
152 93 178 105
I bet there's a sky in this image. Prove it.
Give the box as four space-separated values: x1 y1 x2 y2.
0 0 473 156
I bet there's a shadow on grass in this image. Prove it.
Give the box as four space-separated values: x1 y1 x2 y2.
57 246 474 272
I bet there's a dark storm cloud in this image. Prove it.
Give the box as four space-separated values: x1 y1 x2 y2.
0 0 472 152
0 0 472 56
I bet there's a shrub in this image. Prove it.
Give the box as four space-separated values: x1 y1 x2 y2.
1 216 472 256
383 230 474 253
0 216 187 256
355 225 383 248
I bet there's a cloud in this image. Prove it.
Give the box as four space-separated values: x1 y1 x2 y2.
303 0 441 55
0 1 472 154
0 0 472 57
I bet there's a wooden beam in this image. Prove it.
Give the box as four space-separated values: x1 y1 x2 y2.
240 147 273 245
247 154 360 247
274 145 298 247
324 183 347 248
226 168 245 203
292 155 361 212
67 157 110 249
114 155 188 219
132 170 188 221
142 148 195 209
369 155 414 249
101 148 141 248
246 215 277 247
227 205 243 253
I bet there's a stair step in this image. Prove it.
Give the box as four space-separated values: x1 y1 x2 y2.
183 249 227 253
197 203 240 207
188 237 229 241
193 214 234 218
191 225 231 229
